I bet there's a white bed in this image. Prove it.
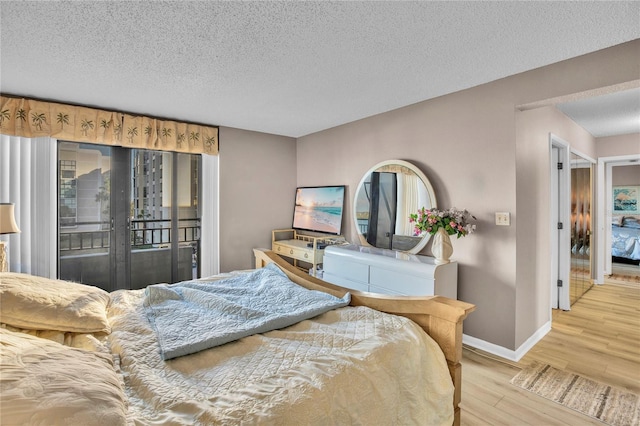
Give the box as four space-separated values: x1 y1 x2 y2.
612 216 640 263
0 249 474 425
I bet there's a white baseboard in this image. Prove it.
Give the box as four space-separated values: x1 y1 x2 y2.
463 320 551 362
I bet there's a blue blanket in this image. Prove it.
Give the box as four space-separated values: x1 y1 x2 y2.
143 263 350 360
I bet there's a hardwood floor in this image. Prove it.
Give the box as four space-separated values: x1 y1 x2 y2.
460 280 640 425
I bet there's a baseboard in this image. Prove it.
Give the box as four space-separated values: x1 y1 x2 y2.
463 320 552 362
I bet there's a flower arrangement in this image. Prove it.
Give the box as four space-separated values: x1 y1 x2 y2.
409 207 476 238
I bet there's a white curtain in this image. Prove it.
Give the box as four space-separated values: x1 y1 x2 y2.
0 135 57 277
395 173 420 236
200 153 220 277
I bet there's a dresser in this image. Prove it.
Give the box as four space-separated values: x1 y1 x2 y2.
322 244 457 299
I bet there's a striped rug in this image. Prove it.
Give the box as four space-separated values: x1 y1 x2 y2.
510 362 640 426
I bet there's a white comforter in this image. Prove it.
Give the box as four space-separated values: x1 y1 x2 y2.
108 287 454 425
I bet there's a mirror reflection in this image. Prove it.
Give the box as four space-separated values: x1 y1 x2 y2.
570 152 593 305
354 160 436 254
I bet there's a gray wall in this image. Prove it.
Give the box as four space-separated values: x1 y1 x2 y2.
612 164 640 186
218 127 297 272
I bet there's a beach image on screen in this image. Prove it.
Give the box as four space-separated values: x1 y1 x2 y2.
293 186 344 234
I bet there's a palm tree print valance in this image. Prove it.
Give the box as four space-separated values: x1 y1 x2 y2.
0 95 218 155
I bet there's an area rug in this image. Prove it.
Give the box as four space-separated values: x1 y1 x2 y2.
510 362 640 426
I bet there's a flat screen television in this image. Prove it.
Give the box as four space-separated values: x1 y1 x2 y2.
292 185 346 235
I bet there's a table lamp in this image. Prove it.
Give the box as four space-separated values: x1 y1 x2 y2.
0 203 21 272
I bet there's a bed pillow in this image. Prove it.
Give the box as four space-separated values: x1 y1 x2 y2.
622 216 640 229
0 328 127 426
0 273 111 333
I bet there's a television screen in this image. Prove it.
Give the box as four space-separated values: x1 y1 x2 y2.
292 186 345 235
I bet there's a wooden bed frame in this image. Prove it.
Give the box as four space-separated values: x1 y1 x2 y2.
254 249 476 425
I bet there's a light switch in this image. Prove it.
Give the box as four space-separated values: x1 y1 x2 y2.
495 212 510 226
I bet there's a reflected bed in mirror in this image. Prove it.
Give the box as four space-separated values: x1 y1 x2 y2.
354 160 437 254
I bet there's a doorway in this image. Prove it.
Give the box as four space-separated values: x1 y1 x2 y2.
597 157 640 282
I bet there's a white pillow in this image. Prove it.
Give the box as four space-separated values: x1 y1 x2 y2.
0 273 111 333
0 328 127 426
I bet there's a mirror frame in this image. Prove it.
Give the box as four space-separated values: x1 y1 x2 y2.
353 159 437 254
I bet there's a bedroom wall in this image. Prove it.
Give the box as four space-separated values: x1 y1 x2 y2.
296 40 639 352
612 164 640 186
218 127 297 272
596 133 640 158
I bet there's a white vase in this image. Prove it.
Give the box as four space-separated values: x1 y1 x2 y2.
432 227 453 264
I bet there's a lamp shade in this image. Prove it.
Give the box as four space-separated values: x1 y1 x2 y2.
0 203 20 234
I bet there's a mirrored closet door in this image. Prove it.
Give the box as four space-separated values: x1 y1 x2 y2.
570 152 593 305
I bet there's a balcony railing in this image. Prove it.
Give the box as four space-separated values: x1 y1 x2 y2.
59 218 200 252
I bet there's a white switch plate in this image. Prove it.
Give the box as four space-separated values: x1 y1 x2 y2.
495 212 510 226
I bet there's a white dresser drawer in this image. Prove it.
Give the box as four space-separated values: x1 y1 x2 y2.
370 267 435 296
323 272 370 293
323 255 369 283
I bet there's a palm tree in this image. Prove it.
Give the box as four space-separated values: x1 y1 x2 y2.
31 112 47 130
56 112 70 129
127 126 139 144
100 119 111 130
177 133 186 148
144 125 153 137
114 123 123 141
189 131 200 147
16 109 26 123
204 136 216 151
161 128 172 141
0 109 10 128
80 119 94 136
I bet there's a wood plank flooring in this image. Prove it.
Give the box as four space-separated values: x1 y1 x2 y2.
460 280 640 425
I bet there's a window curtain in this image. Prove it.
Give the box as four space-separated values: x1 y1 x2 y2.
200 154 220 277
0 134 57 277
395 173 420 236
0 95 218 155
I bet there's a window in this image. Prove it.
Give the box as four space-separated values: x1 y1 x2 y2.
58 142 202 291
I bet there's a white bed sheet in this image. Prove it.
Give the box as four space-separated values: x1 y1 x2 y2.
612 224 640 261
107 285 454 425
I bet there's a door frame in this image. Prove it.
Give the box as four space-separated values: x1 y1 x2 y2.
596 154 640 281
550 134 571 310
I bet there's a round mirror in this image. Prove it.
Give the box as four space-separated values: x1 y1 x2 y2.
353 160 436 254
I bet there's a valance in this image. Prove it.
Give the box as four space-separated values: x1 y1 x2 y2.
0 95 218 155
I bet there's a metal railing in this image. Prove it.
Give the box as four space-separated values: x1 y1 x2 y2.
59 218 200 252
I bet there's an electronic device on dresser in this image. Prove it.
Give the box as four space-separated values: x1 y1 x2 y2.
292 185 346 235
272 185 346 276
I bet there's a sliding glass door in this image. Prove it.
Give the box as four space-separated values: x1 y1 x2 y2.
130 149 201 289
58 142 201 291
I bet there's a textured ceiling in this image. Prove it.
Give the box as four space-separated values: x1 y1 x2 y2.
1 1 639 138
556 88 640 138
